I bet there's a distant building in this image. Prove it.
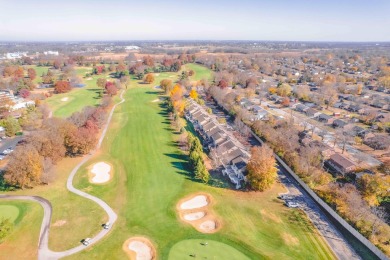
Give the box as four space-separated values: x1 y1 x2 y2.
125 46 140 50
5 52 28 60
43 51 59 56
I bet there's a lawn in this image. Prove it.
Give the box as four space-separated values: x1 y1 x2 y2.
1 156 108 256
0 69 334 260
44 67 106 117
168 239 251 259
0 201 43 260
0 205 19 222
25 65 51 85
68 73 335 260
183 63 213 82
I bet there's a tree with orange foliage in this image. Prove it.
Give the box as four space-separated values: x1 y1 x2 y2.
218 79 228 89
54 80 71 93
14 67 24 78
27 68 37 81
268 87 277 94
144 73 155 84
4 145 43 189
281 97 290 107
189 89 198 99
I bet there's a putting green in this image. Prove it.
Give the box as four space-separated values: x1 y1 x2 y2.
0 205 20 222
168 239 250 260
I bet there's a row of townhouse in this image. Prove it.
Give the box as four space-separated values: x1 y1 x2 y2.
185 99 249 189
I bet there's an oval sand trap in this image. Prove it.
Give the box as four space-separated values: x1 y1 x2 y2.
129 241 152 260
90 162 111 184
123 237 156 260
199 220 216 232
61 97 69 102
180 195 208 210
184 211 205 221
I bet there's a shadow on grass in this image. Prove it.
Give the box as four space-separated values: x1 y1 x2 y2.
0 174 16 192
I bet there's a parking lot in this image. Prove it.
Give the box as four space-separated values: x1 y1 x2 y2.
0 136 23 164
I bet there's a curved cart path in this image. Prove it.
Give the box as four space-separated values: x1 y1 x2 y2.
0 90 125 260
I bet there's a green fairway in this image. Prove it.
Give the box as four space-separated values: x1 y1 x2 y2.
69 73 335 260
0 205 19 222
184 63 213 82
44 67 104 117
0 201 43 260
169 239 251 260
25 65 51 85
1 68 334 260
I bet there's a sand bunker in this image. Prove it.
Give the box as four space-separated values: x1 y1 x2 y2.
180 195 209 210
123 237 156 260
199 220 216 232
53 220 67 227
89 162 112 184
61 97 69 102
184 211 206 221
151 99 160 103
86 77 93 80
177 193 221 233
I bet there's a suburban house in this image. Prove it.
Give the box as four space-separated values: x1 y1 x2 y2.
305 108 320 117
316 113 332 123
295 104 309 113
332 119 347 128
327 153 357 175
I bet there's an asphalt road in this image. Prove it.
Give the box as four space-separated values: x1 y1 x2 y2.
277 168 360 260
0 90 125 260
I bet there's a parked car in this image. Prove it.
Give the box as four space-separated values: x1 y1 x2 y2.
286 201 299 208
278 194 292 200
0 155 5 160
82 238 91 246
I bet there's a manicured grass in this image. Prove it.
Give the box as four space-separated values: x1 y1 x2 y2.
45 67 106 118
1 69 334 260
169 239 251 259
183 63 213 82
68 73 335 260
0 201 42 260
25 65 51 85
3 156 108 254
0 205 19 222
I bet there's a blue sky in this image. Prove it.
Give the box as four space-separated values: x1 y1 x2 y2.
0 0 389 41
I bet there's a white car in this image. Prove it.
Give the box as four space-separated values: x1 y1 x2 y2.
82 238 91 246
102 222 110 229
286 201 299 208
0 155 4 160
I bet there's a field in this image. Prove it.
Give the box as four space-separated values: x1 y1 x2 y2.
0 201 43 260
183 63 213 82
168 239 251 259
0 65 334 260
68 72 334 259
44 67 105 117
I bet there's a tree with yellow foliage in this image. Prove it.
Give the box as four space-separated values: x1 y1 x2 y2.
189 89 198 99
170 84 185 116
247 145 278 191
